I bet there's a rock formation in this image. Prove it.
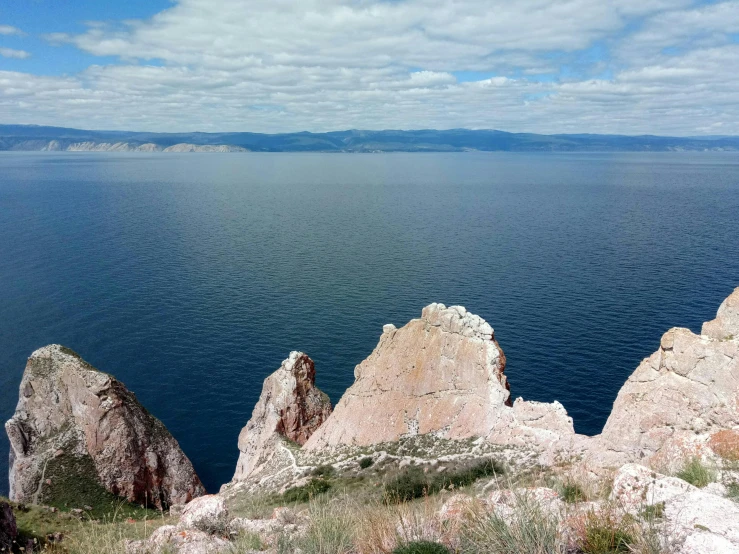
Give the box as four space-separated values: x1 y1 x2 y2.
587 287 739 469
305 303 576 454
5 345 205 509
0 502 17 552
231 352 332 482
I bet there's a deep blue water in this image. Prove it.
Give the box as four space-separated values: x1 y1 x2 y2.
1 152 738 496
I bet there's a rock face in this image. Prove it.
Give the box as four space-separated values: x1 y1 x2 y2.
702 287 739 340
232 352 332 482
305 304 575 452
0 502 17 552
5 345 205 509
588 288 739 469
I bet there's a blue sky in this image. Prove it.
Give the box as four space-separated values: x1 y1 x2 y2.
1 0 739 134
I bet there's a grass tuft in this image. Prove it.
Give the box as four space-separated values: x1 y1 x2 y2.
393 540 450 554
675 458 716 488
461 492 564 554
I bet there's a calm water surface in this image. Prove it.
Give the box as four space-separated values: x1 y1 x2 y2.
1 152 738 495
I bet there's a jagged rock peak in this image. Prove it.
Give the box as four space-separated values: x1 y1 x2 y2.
421 303 494 340
702 287 739 340
5 345 205 509
304 303 518 450
231 352 332 482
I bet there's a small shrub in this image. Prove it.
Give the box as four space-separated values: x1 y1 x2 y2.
639 502 664 520
359 457 375 469
727 482 739 502
283 478 332 503
461 493 564 554
393 540 450 554
385 459 504 503
577 510 634 554
559 481 586 504
313 465 336 478
385 468 430 503
675 458 716 488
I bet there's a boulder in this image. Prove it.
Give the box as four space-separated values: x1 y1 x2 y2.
0 502 18 552
665 490 739 553
305 304 576 454
609 463 696 512
178 495 229 534
587 290 739 469
232 352 332 482
125 525 230 554
5 345 205 509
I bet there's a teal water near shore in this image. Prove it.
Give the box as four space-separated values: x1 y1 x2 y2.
1 152 737 494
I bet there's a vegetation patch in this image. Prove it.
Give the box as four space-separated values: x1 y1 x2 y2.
461 493 564 554
708 430 739 462
40 452 158 520
384 459 504 503
359 457 374 469
675 458 716 488
558 481 586 504
282 478 332 504
393 540 450 554
575 510 635 554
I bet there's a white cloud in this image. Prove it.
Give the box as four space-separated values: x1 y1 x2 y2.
0 48 31 59
0 0 738 134
0 25 24 36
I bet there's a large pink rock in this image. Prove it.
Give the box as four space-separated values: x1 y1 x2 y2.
5 345 205 509
232 352 332 482
587 288 739 469
305 304 575 452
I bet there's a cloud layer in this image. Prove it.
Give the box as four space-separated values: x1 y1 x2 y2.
1 0 739 134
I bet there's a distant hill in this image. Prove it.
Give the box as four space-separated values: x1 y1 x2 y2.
1 124 738 152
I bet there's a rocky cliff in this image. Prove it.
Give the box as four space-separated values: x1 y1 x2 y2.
5 345 205 510
587 287 739 471
304 303 576 455
231 352 332 483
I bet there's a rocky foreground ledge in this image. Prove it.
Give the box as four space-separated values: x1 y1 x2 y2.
3 287 739 553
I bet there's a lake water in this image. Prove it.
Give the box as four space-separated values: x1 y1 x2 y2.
1 152 738 495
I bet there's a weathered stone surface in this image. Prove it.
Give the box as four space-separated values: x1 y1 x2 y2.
0 502 18 552
5 345 205 509
609 464 696 512
232 352 332 482
587 302 739 469
178 495 228 533
665 490 739 553
305 304 575 452
126 525 230 554
702 287 739 340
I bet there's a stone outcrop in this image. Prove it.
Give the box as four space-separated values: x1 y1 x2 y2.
231 352 332 482
5 345 205 509
702 287 739 340
587 288 739 469
305 304 576 453
0 502 17 552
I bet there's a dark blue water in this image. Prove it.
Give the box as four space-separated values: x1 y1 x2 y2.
1 152 738 495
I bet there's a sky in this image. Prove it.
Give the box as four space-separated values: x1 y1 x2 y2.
1 0 739 134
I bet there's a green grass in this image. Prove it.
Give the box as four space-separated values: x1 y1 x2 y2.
282 478 333 504
393 540 450 554
727 482 739 502
577 510 634 554
461 492 564 554
359 457 374 470
675 458 716 488
384 459 504 503
559 481 586 504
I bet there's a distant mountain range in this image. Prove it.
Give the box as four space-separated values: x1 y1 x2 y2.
1 124 739 152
